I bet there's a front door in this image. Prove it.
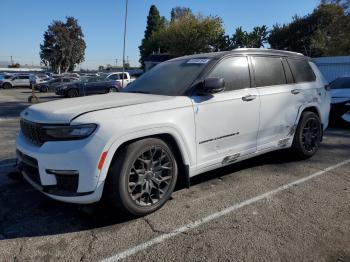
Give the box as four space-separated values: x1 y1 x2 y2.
191 56 260 169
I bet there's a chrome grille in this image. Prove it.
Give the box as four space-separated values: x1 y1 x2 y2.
20 119 45 145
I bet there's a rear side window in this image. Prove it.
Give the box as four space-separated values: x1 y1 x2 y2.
19 75 29 79
330 77 350 89
287 59 316 83
208 56 250 91
251 56 286 87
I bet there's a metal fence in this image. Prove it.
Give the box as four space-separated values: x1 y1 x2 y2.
313 56 350 82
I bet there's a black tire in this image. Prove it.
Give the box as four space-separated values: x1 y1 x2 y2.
40 86 49 93
67 89 79 98
3 83 12 89
105 138 178 216
108 87 118 93
291 111 322 159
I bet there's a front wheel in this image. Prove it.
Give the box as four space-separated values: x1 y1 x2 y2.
105 138 178 216
291 111 322 159
3 83 12 89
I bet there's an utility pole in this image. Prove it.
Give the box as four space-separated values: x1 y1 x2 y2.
121 0 128 88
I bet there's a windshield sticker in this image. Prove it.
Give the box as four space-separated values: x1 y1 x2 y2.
187 59 210 64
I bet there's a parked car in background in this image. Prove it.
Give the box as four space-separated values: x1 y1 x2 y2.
17 49 330 216
62 72 80 78
329 76 350 124
106 72 135 87
35 77 78 92
0 74 40 89
36 73 51 82
55 76 121 97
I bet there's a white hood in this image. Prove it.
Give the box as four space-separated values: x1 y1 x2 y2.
21 93 171 124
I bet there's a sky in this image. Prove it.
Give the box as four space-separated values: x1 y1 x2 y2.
0 0 319 69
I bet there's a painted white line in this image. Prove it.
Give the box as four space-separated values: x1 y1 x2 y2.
101 159 350 262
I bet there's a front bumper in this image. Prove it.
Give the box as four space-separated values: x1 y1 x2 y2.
16 132 106 204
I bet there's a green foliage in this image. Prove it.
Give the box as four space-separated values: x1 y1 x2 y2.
40 17 86 73
268 4 349 57
148 12 225 56
170 7 193 22
139 5 165 66
231 26 269 48
321 0 350 13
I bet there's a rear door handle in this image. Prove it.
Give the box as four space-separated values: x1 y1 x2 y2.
291 89 301 95
242 94 257 101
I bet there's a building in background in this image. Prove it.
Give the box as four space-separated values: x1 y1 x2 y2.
313 56 350 82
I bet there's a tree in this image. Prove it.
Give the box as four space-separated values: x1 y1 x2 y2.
231 26 269 48
40 17 86 73
170 7 193 22
139 5 165 66
148 12 225 56
268 4 347 57
321 0 350 13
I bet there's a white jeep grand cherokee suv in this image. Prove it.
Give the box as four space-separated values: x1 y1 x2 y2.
16 49 330 216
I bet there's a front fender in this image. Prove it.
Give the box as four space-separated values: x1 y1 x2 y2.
97 125 193 183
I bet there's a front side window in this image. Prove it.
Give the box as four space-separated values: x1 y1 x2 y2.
109 74 119 80
251 56 286 87
287 59 316 83
207 56 250 91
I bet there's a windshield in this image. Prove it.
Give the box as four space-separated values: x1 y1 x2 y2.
330 77 350 89
123 58 210 96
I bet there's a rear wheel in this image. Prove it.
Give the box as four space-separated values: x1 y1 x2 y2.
291 111 322 159
67 89 79 98
3 83 12 89
106 138 178 216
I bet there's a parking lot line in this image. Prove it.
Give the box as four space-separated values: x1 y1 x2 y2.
101 158 350 262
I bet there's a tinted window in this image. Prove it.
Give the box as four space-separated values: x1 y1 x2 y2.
19 75 29 79
63 78 71 82
109 74 119 80
252 56 286 87
330 77 350 89
208 56 250 91
123 58 208 96
287 59 316 83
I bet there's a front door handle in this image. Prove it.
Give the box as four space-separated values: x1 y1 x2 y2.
291 89 301 95
242 94 257 102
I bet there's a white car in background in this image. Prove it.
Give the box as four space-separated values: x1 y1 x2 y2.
0 74 40 89
16 49 330 216
106 72 135 87
329 76 350 124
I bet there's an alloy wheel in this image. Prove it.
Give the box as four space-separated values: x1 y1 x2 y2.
301 118 320 153
127 146 174 206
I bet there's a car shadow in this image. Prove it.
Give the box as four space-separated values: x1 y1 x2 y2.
0 101 28 118
0 128 349 240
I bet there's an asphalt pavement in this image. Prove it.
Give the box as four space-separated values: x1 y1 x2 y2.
0 88 349 262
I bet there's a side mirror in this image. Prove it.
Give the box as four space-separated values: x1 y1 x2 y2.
198 78 225 95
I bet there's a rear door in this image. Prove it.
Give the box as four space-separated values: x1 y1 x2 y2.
251 56 312 150
191 56 260 169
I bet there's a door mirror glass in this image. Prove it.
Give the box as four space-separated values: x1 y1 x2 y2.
198 78 225 95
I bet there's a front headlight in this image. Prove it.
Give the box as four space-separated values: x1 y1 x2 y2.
43 124 97 140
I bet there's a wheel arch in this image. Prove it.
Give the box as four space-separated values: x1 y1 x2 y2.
99 129 192 188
